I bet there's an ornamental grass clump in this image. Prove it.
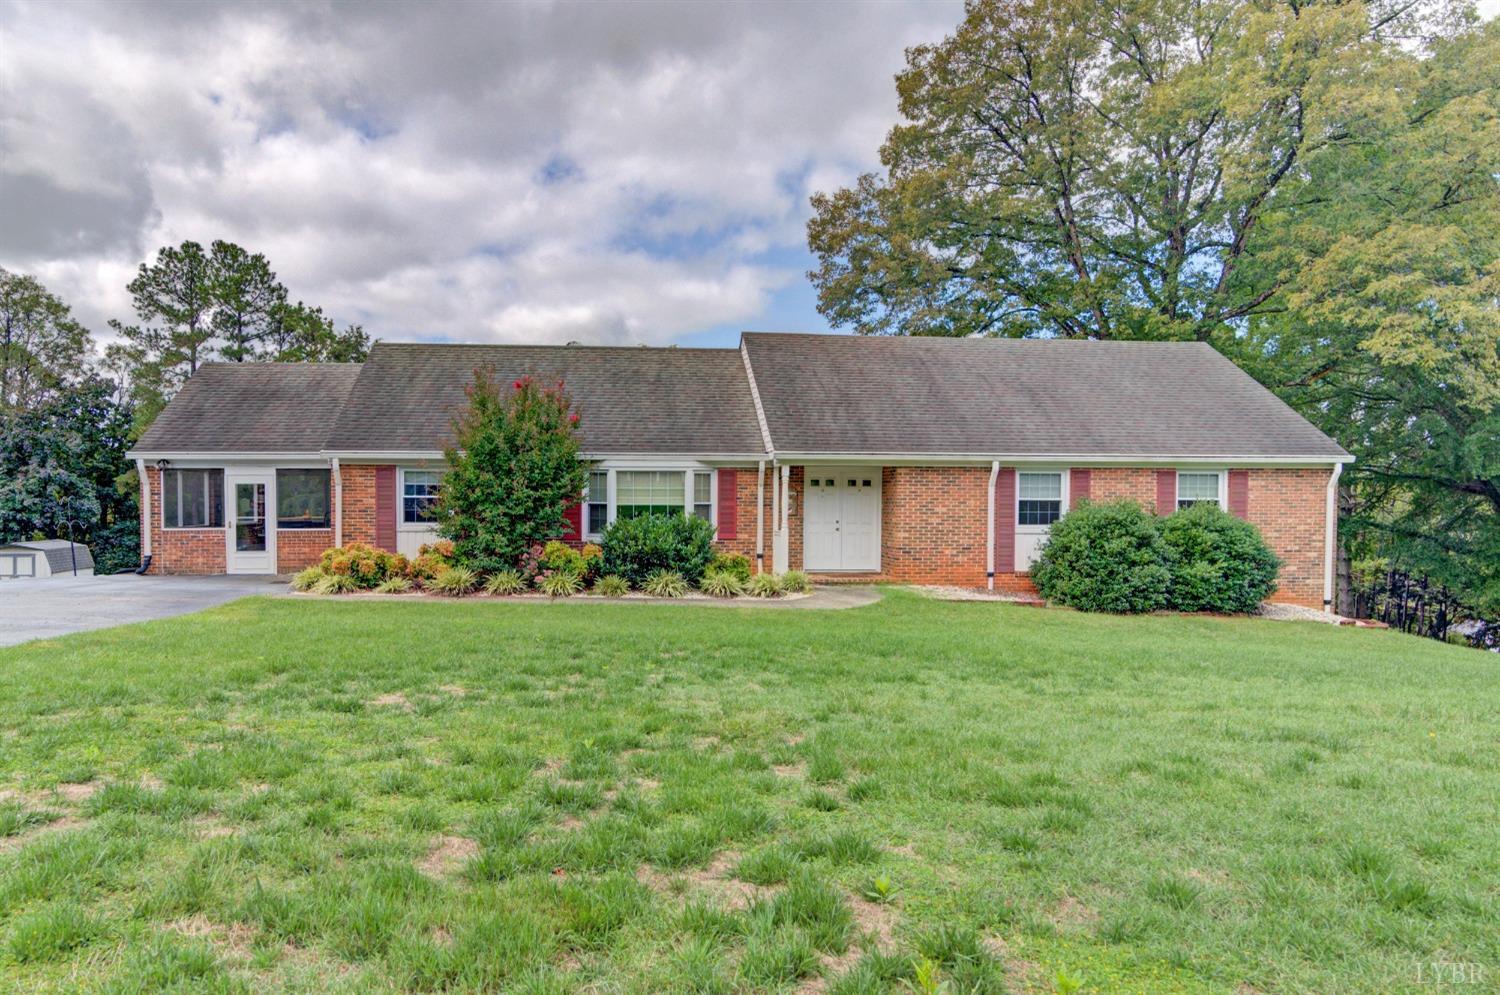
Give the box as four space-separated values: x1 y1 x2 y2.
538 570 583 598
311 572 359 595
373 576 413 594
699 570 745 598
1030 499 1170 613
595 574 629 598
290 566 323 592
483 569 527 596
780 570 811 594
749 573 784 598
429 565 478 597
1160 503 1281 613
643 569 689 598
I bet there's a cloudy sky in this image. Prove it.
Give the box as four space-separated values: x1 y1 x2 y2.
0 0 962 349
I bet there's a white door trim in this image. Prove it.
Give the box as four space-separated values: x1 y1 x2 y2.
802 466 881 572
225 470 276 574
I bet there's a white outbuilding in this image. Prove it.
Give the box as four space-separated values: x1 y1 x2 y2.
0 540 94 579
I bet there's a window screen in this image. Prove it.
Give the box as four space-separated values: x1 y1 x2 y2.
276 469 330 528
163 469 224 528
1017 472 1063 526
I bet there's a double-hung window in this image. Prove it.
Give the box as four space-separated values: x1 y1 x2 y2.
276 469 330 528
586 471 609 536
692 471 713 522
402 470 442 524
163 469 224 529
1176 471 1223 510
615 470 686 520
1017 472 1063 526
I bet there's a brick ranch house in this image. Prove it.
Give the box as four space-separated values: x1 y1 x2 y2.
127 332 1351 608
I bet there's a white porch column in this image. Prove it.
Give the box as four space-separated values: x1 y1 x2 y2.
772 463 790 573
754 459 766 575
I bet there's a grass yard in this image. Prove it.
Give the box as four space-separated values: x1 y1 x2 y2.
0 590 1495 994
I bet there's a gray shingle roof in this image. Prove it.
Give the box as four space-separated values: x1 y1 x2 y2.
133 363 363 454
322 343 766 455
741 333 1349 459
1 540 94 573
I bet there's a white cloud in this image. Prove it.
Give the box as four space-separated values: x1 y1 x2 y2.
0 0 960 346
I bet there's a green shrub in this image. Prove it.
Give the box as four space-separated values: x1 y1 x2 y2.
1031 499 1170 613
483 569 527 596
538 539 601 581
290 566 323 592
749 573 784 598
595 574 629 597
780 570 810 593
408 540 454 582
708 551 752 582
700 570 745 598
1160 503 1281 613
538 570 583 598
436 370 588 574
643 569 689 598
600 513 715 585
373 576 412 594
430 565 478 596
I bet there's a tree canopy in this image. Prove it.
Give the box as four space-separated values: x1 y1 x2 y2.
808 0 1499 614
0 268 91 412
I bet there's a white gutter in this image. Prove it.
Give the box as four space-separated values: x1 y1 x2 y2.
986 460 999 591
755 459 765 575
769 452 1349 467
136 458 151 557
1324 461 1344 609
331 457 343 548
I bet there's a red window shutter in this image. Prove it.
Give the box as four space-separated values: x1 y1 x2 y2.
717 468 738 540
995 467 1016 573
1155 470 1176 515
374 465 396 551
562 498 582 539
1069 468 1091 510
1228 470 1249 519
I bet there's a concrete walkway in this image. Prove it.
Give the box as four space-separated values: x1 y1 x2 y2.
0 574 284 647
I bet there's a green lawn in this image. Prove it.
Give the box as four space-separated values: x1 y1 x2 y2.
0 591 1494 994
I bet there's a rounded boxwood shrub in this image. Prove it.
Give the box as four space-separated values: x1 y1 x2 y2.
1030 500 1170 613
600 514 715 586
1160 503 1281 613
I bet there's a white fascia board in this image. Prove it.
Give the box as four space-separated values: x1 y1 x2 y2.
739 339 776 455
127 450 329 464
772 452 1352 467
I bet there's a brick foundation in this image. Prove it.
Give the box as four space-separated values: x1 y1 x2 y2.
277 529 334 573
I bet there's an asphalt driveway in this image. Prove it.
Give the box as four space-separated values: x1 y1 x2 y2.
0 574 284 647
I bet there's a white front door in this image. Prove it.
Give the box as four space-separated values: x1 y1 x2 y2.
803 469 880 572
226 471 276 574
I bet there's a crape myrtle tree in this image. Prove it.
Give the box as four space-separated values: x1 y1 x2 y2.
807 0 1499 615
436 369 589 575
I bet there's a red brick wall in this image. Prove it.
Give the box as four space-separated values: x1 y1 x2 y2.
340 464 382 547
277 529 333 573
1246 468 1329 608
788 464 1331 607
141 466 226 575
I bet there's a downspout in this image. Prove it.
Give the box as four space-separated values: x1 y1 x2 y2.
133 457 153 574
776 463 790 574
331 457 344 548
986 460 999 591
1324 461 1343 610
754 458 765 575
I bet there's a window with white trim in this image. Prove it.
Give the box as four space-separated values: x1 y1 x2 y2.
1176 471 1222 510
586 471 609 536
402 470 442 524
163 469 224 529
1017 471 1063 526
615 470 686 521
692 471 713 522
